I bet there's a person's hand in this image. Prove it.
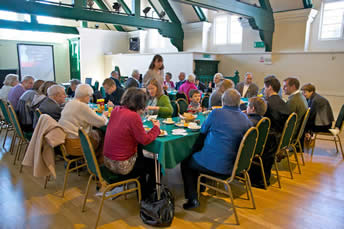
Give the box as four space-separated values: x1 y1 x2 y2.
107 101 114 107
163 84 168 90
102 111 109 117
152 120 160 128
147 106 160 111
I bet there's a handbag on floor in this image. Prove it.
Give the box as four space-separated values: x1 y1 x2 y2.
140 184 175 227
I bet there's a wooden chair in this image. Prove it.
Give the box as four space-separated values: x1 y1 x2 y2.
0 99 15 153
79 128 141 229
250 117 271 189
176 91 188 101
311 104 344 159
176 98 188 114
7 104 30 166
290 108 310 166
273 113 298 188
171 101 180 117
197 127 259 225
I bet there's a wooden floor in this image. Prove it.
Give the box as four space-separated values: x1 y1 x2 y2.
1 132 344 229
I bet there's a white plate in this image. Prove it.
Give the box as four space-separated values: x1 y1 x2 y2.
147 115 158 121
172 128 186 133
175 123 185 128
162 120 175 124
159 130 168 137
188 126 201 131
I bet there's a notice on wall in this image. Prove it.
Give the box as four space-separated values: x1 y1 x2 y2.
259 54 272 65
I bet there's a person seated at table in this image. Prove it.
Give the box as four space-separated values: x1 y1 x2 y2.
283 77 308 140
59 84 108 159
16 79 44 131
179 74 198 101
246 97 267 126
163 72 175 91
187 89 202 114
195 79 207 93
250 75 290 188
175 72 186 90
66 79 81 98
0 74 19 101
181 89 252 210
125 69 140 89
110 70 123 89
103 88 160 198
103 78 124 107
301 83 334 135
38 85 66 122
236 72 259 98
208 79 234 109
146 79 173 118
208 73 224 93
8 75 35 111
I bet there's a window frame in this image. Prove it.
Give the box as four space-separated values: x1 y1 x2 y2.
319 0 344 41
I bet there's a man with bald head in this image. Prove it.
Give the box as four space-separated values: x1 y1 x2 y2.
175 72 186 90
236 72 259 98
38 85 66 122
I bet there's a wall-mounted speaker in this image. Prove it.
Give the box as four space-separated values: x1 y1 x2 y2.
129 37 140 51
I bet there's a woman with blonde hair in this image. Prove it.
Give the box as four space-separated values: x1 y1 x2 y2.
146 78 173 118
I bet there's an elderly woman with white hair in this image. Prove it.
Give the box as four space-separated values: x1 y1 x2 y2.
178 73 198 101
59 84 108 158
208 72 224 93
0 74 19 100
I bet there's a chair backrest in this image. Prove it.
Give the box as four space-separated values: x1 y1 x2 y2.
0 99 12 124
100 87 106 98
255 117 271 157
172 101 180 117
176 98 188 114
93 81 99 91
35 108 42 119
78 128 103 182
295 108 310 142
7 104 25 139
176 92 187 101
201 96 209 109
229 127 258 179
278 113 297 151
335 104 344 131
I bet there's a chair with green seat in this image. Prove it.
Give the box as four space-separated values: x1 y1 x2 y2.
0 99 15 153
171 101 180 117
79 128 141 229
201 95 209 110
311 104 344 159
7 104 30 166
250 117 271 189
176 98 188 114
291 108 310 166
176 92 188 101
273 113 298 188
197 127 258 225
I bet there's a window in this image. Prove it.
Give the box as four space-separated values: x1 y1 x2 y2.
0 10 30 22
214 14 242 45
320 0 344 40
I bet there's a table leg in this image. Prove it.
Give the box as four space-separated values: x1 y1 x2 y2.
154 154 161 200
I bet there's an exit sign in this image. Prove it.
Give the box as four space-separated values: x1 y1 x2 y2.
254 41 265 48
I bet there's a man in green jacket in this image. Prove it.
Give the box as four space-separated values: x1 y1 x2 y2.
283 77 308 139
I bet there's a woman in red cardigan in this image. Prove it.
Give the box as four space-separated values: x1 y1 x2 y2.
103 88 160 197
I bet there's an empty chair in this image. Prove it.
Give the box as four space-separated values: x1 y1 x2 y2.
0 99 15 153
176 98 188 115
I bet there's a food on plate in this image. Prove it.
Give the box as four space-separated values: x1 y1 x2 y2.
182 112 196 122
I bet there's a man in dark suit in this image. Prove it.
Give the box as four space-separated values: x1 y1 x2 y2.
249 75 290 188
38 85 66 121
103 78 124 107
236 72 259 98
175 72 186 90
283 77 308 139
125 69 140 89
110 71 123 89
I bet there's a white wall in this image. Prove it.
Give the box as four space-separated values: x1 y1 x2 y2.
79 28 129 83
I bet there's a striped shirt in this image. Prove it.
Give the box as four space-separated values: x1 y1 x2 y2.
8 84 26 110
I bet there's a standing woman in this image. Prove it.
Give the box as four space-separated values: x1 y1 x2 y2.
143 54 164 87
146 78 173 118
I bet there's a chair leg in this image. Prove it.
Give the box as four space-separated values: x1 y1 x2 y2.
9 131 16 154
44 175 50 189
311 134 317 157
297 140 305 166
257 156 267 189
3 125 8 150
285 150 294 179
334 137 339 154
245 172 256 209
224 182 239 225
291 145 302 174
274 159 281 188
13 139 22 165
336 136 344 160
95 191 106 229
197 176 201 201
82 174 95 212
62 161 73 198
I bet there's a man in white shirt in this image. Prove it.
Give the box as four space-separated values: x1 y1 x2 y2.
236 72 259 98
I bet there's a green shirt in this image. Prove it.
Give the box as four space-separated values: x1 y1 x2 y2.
157 95 173 118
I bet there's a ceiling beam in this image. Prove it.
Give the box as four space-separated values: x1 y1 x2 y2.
158 0 181 24
174 0 274 51
0 0 184 51
0 19 79 34
93 0 126 31
192 5 207 22
117 0 133 15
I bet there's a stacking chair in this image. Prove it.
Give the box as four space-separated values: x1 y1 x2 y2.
176 92 188 101
197 127 258 225
201 95 210 110
79 128 141 229
0 99 15 153
273 113 298 188
176 98 188 114
100 86 106 98
290 108 310 166
171 101 180 117
7 104 30 165
311 104 344 159
250 117 271 189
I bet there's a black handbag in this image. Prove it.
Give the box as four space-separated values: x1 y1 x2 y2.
140 185 175 227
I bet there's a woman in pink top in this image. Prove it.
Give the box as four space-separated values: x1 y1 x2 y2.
178 73 198 101
103 88 160 197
